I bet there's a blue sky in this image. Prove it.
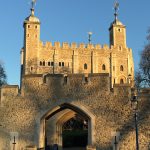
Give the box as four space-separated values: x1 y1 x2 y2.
0 0 150 85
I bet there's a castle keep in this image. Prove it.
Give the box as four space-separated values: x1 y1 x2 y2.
0 2 150 150
21 4 134 87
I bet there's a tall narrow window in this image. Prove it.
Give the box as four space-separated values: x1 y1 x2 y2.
48 62 51 66
30 67 33 71
62 62 64 67
84 63 88 70
85 77 88 83
120 79 124 84
40 61 42 66
59 62 61 66
120 65 124 71
102 64 106 70
43 61 45 66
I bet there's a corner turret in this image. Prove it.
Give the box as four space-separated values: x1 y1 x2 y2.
109 2 127 48
22 0 40 76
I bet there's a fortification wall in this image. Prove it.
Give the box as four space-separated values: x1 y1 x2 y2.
0 74 149 150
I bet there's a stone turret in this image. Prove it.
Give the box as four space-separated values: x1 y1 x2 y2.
23 6 40 75
109 2 127 48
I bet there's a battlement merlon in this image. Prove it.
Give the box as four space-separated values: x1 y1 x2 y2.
40 41 133 52
40 41 115 50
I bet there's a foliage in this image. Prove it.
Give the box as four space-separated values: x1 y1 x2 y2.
135 28 150 87
0 62 7 87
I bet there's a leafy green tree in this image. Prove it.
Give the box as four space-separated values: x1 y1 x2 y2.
0 62 7 87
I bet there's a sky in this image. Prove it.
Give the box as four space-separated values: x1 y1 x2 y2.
0 0 150 86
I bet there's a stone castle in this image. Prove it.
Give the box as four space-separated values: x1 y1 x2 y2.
0 2 150 150
21 4 134 87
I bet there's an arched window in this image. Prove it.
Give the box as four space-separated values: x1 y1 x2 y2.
120 79 124 84
48 62 50 66
102 64 106 70
120 65 124 71
43 61 45 66
84 63 88 70
30 67 33 71
40 61 42 66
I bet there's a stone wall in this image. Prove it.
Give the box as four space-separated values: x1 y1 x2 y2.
0 74 149 150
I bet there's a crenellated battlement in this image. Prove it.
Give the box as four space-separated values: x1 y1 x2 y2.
40 41 111 50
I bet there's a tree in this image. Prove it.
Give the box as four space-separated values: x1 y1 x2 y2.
135 28 150 87
0 62 7 87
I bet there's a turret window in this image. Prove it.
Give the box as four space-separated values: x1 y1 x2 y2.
84 63 88 70
119 46 122 50
118 28 121 32
28 25 30 28
102 64 106 70
120 65 124 71
35 25 37 29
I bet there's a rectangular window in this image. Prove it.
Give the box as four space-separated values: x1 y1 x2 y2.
59 62 61 66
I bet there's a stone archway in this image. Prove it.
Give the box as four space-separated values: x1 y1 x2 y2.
38 102 95 150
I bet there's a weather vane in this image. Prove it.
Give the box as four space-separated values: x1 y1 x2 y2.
114 0 119 21
88 32 93 44
31 0 36 9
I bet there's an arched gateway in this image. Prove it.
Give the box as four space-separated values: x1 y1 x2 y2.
39 102 95 150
